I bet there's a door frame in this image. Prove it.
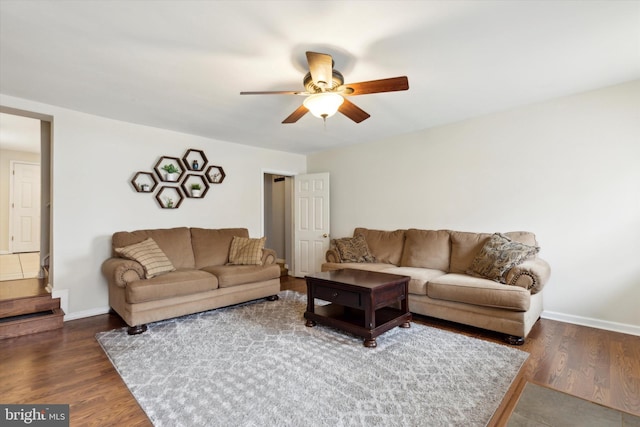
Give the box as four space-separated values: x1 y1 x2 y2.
0 106 53 285
8 160 41 253
261 169 296 273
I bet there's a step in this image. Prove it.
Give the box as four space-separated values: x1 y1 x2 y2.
0 308 64 339
0 295 61 319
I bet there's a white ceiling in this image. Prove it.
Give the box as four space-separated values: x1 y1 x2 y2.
1 1 638 155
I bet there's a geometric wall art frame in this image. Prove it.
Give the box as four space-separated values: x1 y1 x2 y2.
131 148 225 209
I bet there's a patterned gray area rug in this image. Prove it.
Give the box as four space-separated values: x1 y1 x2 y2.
97 290 528 427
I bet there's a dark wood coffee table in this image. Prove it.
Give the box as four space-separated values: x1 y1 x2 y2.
304 269 412 347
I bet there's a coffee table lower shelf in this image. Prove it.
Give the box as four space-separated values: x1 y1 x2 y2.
304 304 411 347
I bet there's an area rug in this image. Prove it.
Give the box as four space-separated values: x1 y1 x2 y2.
97 291 528 427
507 382 640 426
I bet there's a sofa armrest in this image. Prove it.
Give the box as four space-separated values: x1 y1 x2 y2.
262 248 277 265
101 257 144 288
505 258 551 294
326 248 341 263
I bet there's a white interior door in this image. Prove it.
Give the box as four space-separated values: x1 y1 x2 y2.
11 162 41 253
293 172 330 277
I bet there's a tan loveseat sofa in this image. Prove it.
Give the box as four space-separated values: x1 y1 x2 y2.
322 228 551 344
102 227 281 334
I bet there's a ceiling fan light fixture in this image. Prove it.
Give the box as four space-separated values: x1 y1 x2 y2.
303 92 344 119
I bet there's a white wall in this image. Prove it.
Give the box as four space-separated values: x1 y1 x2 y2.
308 80 640 334
0 94 307 318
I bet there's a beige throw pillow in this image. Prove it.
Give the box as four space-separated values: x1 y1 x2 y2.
228 236 265 265
334 234 376 263
468 233 539 283
115 237 175 279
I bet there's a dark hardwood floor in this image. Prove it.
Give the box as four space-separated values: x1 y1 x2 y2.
1 276 638 426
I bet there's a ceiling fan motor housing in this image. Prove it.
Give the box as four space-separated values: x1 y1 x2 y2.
240 51 408 124
304 70 344 93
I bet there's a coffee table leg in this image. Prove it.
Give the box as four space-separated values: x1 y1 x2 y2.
364 338 377 348
305 319 316 327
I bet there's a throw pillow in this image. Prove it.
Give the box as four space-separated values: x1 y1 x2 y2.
334 234 376 263
467 233 539 283
228 236 265 265
115 237 175 279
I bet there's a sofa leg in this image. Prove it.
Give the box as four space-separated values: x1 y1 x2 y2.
266 295 279 301
127 324 148 335
505 335 525 346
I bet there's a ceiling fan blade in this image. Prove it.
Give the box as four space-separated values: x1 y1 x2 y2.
338 99 370 123
306 51 333 89
240 91 306 95
344 76 409 96
282 105 309 124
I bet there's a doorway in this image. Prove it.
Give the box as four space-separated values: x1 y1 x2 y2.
0 109 52 284
263 173 293 276
263 171 331 278
10 161 41 253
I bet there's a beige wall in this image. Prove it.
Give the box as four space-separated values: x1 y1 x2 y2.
0 148 41 253
308 80 640 335
2 80 638 335
0 94 307 318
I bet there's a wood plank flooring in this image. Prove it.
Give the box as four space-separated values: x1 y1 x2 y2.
1 277 638 426
0 278 49 301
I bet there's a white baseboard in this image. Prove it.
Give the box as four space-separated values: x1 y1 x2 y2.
51 288 111 321
52 288 68 317
63 306 111 322
542 310 640 337
48 297 639 337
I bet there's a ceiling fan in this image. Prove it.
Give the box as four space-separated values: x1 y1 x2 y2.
240 51 409 124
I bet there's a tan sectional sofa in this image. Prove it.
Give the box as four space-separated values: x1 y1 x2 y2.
322 227 551 344
102 227 281 334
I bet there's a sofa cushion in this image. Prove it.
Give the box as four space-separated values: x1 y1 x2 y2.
322 262 395 273
202 264 281 288
191 228 249 268
400 229 451 271
115 237 175 279
467 233 539 283
354 228 405 265
382 266 447 295
334 234 376 263
449 231 537 274
427 273 530 311
228 236 266 265
112 227 195 269
125 269 218 303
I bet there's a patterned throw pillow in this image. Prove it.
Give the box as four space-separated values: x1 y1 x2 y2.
228 236 265 265
468 233 539 283
334 234 376 263
115 237 175 279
